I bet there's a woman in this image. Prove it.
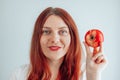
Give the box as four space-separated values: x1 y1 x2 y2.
10 7 107 80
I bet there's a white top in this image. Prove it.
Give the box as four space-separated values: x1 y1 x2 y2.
10 64 86 80
10 64 30 80
10 51 86 80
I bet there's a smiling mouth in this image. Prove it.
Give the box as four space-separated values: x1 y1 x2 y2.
49 46 61 51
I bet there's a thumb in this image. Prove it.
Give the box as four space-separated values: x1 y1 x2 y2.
83 42 92 57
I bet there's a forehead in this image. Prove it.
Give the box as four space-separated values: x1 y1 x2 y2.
43 15 68 29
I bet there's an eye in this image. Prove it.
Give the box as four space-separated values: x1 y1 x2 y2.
59 30 68 36
42 30 51 35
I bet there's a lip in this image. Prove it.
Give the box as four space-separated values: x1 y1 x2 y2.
48 46 61 51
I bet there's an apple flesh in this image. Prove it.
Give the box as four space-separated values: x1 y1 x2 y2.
85 29 104 48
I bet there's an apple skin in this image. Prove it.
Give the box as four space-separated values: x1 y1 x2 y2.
85 29 104 48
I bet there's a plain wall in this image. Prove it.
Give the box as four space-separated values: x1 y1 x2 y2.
0 0 120 80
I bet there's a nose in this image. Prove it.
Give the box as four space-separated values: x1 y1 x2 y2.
50 32 60 44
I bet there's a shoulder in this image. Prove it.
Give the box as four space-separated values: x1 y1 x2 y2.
10 64 30 80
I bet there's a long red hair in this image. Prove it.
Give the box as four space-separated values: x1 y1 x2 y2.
28 7 82 80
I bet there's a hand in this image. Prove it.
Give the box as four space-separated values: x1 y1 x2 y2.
83 42 107 80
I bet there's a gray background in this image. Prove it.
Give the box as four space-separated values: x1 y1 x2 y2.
0 0 119 80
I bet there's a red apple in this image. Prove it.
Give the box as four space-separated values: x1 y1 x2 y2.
85 29 104 48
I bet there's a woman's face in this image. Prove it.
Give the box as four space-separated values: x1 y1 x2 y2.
40 15 71 61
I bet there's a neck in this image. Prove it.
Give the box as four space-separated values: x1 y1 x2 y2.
47 58 64 80
48 58 63 71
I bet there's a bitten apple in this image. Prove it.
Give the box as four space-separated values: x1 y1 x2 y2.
85 29 104 48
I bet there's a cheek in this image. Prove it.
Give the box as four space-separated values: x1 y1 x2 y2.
40 36 47 48
64 36 71 48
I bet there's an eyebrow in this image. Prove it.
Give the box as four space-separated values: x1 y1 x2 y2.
42 27 51 29
42 26 68 29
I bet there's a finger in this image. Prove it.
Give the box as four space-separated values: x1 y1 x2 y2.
99 42 102 52
97 55 108 67
102 58 107 64
83 42 91 56
99 58 107 66
93 48 98 56
92 52 103 61
95 55 104 64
